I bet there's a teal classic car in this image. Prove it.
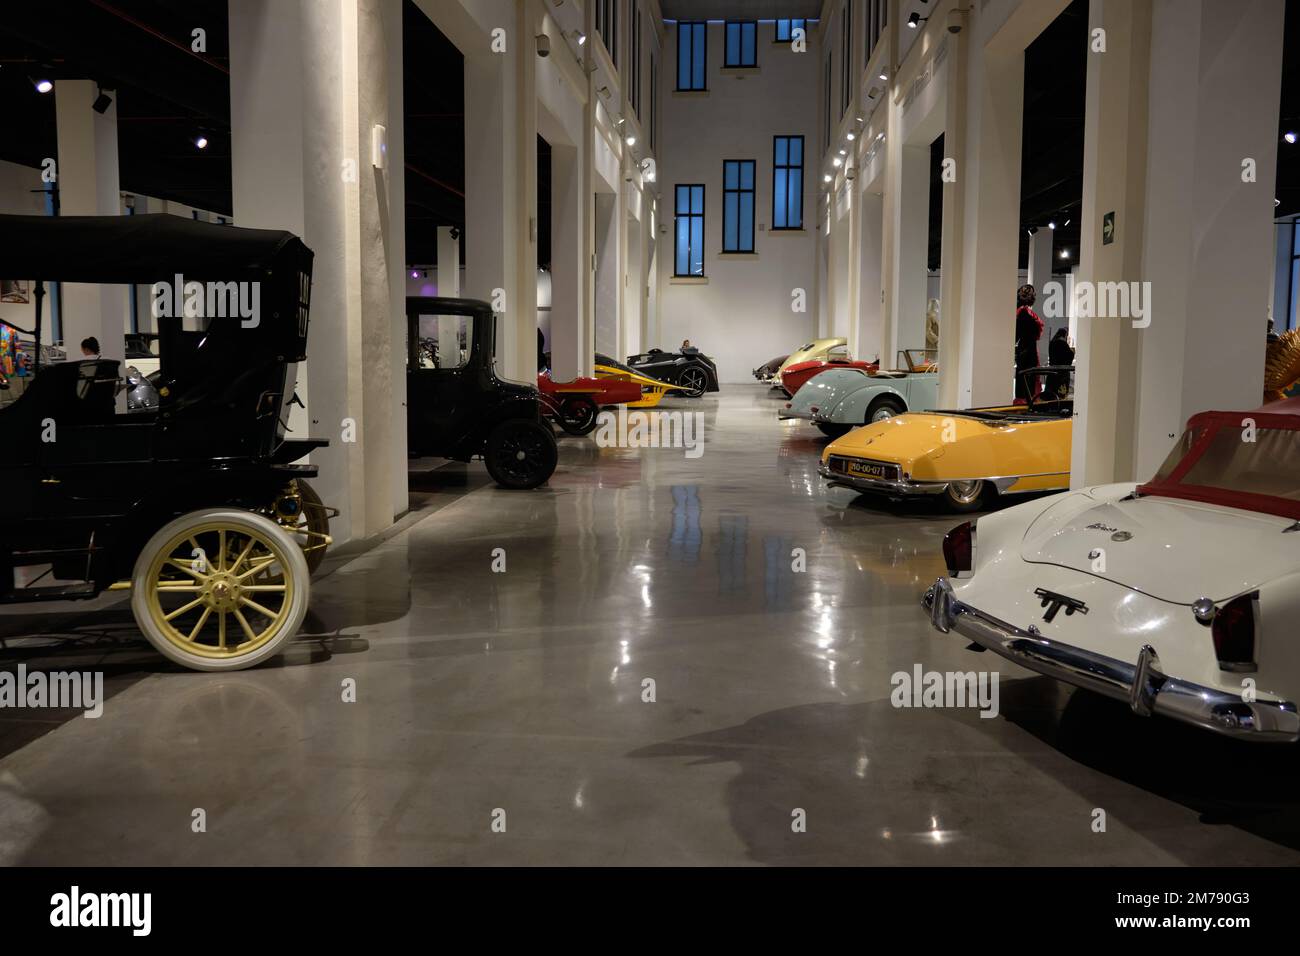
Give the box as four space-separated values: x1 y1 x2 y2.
778 349 940 438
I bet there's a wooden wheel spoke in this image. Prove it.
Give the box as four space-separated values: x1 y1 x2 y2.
217 530 227 572
238 596 279 620
187 606 213 642
218 611 228 649
232 608 259 643
157 582 202 591
236 554 279 581
231 536 256 575
163 596 206 622
242 584 287 593
167 558 208 582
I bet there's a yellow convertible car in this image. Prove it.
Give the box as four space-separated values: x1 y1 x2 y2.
819 367 1073 512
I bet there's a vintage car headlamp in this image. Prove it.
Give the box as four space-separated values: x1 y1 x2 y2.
942 521 975 577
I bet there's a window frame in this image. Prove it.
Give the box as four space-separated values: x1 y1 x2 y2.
724 20 757 68
722 159 756 254
674 183 707 277
775 18 806 43
772 135 805 232
676 21 707 91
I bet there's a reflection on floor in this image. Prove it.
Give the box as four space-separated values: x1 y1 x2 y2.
1 386 1298 865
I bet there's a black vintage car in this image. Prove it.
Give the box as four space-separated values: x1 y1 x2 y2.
0 213 332 671
626 347 720 398
407 296 557 489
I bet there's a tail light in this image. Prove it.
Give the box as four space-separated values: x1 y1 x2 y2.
1211 592 1257 672
942 521 975 577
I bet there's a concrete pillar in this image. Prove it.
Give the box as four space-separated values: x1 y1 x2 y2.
55 80 125 377
229 0 403 541
1027 227 1053 304
1126 0 1285 480
625 205 643 357
890 144 929 354
550 142 586 379
594 192 618 354
955 0 1067 408
854 190 885 364
936 10 969 406
436 226 461 367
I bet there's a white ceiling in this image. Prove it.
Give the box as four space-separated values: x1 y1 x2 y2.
658 1 823 20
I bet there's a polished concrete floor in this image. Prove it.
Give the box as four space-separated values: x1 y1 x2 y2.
4 386 1300 865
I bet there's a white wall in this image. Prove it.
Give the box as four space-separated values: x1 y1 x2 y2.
656 20 819 382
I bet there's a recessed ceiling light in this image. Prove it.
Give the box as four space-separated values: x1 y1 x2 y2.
1048 221 1056 230
833 157 843 167
1060 249 1070 259
35 78 52 93
625 135 636 146
823 174 832 182
847 132 856 140
1286 131 1297 144
195 135 209 149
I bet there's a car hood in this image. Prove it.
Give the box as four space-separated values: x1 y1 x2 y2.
1019 485 1296 604
788 367 872 414
822 412 989 466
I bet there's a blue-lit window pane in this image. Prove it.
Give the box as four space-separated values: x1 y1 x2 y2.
726 21 756 67
726 24 740 65
773 136 804 231
722 160 755 253
676 184 706 276
678 22 706 90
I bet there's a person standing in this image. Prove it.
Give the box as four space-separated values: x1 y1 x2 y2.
1014 285 1043 402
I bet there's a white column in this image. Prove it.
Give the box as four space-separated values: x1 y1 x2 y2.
854 190 885 364
436 226 461 367
1127 0 1286 480
890 144 929 355
1027 227 1053 303
550 141 585 380
936 8 969 406
229 0 402 541
55 80 125 377
594 192 618 354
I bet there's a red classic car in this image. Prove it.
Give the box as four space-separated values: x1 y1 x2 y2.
779 357 879 396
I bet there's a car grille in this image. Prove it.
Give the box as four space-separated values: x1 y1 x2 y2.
827 456 901 481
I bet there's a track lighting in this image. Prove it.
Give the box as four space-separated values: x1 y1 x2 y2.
92 89 113 113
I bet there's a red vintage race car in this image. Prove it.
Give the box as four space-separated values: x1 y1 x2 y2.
780 357 879 396
537 369 641 436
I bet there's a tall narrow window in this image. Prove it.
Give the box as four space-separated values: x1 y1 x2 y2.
722 161 755 253
823 56 832 149
596 0 618 67
675 184 705 276
649 54 657 150
630 3 642 117
773 136 804 231
841 2 852 117
677 21 706 90
775 19 806 42
725 21 756 67
866 0 886 59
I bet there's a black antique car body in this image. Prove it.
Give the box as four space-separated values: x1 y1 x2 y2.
626 347 720 398
0 213 332 671
406 296 557 489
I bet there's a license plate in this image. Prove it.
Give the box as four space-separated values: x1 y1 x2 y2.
846 460 889 479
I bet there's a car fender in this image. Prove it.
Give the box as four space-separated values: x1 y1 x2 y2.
831 381 907 423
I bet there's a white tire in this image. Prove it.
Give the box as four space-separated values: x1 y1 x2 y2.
131 508 310 672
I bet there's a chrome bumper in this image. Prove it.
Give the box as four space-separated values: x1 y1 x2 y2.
778 408 812 421
923 577 1300 742
818 462 948 496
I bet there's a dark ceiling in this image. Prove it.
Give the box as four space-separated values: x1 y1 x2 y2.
1 0 1296 274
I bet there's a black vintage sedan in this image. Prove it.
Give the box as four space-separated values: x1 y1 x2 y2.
625 347 720 398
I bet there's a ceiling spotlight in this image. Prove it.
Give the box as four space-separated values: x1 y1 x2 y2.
577 32 586 45
597 85 610 98
616 117 626 126
195 135 209 149
833 157 843 167
1063 218 1071 227
1027 228 1035 236
1060 249 1070 259
626 135 636 146
907 12 927 28
1048 221 1056 230
411 270 419 279
879 71 887 81
92 89 113 113
847 132 856 140
823 174 832 183
1285 131 1297 144
34 78 53 93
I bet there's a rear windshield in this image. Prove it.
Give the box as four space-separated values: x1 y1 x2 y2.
1177 427 1300 500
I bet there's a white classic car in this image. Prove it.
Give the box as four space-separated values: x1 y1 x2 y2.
923 398 1300 741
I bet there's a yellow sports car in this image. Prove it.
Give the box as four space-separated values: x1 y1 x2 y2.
819 367 1073 512
777 337 848 379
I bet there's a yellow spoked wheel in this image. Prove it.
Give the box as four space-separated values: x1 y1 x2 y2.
131 509 310 672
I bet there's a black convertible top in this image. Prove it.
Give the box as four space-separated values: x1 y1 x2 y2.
0 213 310 283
